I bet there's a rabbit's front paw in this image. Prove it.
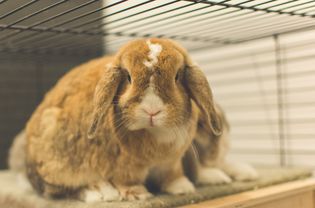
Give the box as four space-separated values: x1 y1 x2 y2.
165 176 195 195
223 162 259 181
80 182 120 203
81 189 103 203
118 185 153 201
197 167 232 185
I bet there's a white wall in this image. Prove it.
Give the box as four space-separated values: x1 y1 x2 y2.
190 29 315 168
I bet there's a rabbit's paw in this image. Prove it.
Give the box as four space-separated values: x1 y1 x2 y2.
118 185 153 201
80 189 103 203
165 176 195 195
80 182 120 203
223 162 259 181
197 167 232 185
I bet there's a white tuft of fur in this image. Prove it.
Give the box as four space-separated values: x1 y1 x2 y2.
143 40 162 68
165 177 195 195
98 182 120 201
80 182 120 203
81 190 103 203
197 167 232 185
222 161 259 181
16 173 32 192
9 130 26 172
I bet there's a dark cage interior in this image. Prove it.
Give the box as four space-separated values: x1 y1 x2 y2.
1 0 315 169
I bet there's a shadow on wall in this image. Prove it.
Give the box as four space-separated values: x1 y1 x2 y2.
0 0 105 169
0 54 91 169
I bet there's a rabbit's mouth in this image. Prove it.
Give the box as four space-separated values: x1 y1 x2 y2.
126 110 165 130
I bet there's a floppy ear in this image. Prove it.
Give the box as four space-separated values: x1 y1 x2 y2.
184 64 222 136
164 39 222 136
88 65 122 139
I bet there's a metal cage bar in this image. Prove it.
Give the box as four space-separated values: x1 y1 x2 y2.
0 0 315 55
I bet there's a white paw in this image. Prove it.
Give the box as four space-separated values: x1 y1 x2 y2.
223 162 259 181
197 167 232 185
82 189 103 203
98 182 120 201
80 182 120 203
165 177 195 195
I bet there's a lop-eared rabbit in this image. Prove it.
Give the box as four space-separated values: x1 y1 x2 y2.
24 39 222 202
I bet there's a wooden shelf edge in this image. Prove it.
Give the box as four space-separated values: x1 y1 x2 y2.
180 178 315 208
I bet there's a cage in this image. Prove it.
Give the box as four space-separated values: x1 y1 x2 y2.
0 0 315 206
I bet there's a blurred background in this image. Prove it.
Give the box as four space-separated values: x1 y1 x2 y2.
0 0 315 169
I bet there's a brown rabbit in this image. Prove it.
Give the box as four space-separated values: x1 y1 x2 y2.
25 38 222 202
184 104 258 185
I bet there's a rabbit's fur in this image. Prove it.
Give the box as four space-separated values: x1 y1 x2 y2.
184 104 259 185
25 39 221 201
9 130 26 172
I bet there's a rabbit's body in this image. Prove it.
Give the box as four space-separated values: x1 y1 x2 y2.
184 104 259 186
26 57 111 189
9 130 26 172
25 39 220 201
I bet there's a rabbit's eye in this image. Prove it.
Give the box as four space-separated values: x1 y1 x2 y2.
175 72 179 81
127 74 131 83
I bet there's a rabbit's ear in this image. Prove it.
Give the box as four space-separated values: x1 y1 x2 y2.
164 39 222 136
184 64 222 136
88 65 122 139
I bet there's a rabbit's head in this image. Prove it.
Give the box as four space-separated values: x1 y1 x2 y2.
88 38 222 139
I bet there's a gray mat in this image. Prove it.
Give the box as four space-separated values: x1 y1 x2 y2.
0 168 312 208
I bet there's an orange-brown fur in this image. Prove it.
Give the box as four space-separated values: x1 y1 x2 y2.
183 104 229 183
25 38 221 200
194 104 229 167
184 104 258 185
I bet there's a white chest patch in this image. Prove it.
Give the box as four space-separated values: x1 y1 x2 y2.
143 40 162 68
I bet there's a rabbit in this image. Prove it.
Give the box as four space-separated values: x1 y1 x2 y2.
8 130 33 193
183 104 259 186
25 38 222 202
9 130 26 172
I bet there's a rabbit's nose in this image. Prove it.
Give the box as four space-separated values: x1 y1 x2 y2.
143 109 161 117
